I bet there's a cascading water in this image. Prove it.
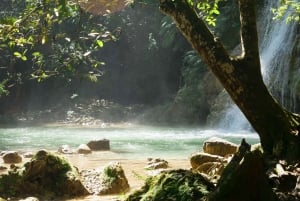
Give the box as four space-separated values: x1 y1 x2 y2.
218 0 299 131
260 1 299 111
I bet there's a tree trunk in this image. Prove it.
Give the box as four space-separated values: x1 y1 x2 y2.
159 0 300 161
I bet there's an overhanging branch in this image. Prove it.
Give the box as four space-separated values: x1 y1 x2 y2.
159 0 231 69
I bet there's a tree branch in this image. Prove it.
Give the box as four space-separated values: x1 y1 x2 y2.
159 0 232 72
238 0 260 61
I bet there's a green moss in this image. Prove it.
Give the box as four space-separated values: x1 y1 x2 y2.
125 169 215 201
0 169 23 197
0 150 83 198
102 164 119 184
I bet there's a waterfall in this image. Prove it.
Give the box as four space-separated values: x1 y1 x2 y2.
218 0 299 131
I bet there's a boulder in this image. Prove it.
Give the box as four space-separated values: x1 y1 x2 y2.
125 169 215 201
87 139 110 151
2 151 22 164
190 152 223 169
203 137 238 156
98 162 129 195
195 162 225 176
77 144 92 154
145 158 168 169
0 150 89 197
58 145 73 154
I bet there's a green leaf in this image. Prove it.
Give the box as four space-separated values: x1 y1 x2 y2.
21 55 27 61
96 40 104 48
32 52 41 57
13 52 22 58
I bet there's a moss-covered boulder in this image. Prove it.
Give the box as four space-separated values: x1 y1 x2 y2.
125 169 215 201
0 150 89 198
98 162 130 195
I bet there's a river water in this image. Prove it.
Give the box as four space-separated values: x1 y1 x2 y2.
0 124 259 159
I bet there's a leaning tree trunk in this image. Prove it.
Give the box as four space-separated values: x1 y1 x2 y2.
159 0 300 161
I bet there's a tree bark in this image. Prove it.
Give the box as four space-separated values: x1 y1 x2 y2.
159 0 300 161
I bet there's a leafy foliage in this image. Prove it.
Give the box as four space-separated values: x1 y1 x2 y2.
187 0 221 26
0 80 9 97
272 0 300 22
0 0 113 90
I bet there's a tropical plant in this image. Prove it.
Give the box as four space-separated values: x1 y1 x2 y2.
0 0 114 94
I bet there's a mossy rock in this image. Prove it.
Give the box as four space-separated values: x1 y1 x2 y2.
0 150 89 198
98 162 130 195
125 169 215 201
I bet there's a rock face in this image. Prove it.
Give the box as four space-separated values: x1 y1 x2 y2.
77 144 92 154
0 150 89 198
203 137 238 156
2 151 22 163
87 139 110 151
98 162 129 195
125 169 215 201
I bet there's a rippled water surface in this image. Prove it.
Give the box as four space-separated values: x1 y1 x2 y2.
0 124 259 159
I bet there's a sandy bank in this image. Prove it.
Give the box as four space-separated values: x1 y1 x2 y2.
1 151 191 201
65 152 191 201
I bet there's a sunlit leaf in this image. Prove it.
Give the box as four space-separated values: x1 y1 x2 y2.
54 8 59 17
21 55 27 61
96 40 104 48
13 51 22 58
32 52 42 57
41 35 46 44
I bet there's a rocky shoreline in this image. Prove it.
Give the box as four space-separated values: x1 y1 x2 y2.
1 138 299 201
0 149 190 201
